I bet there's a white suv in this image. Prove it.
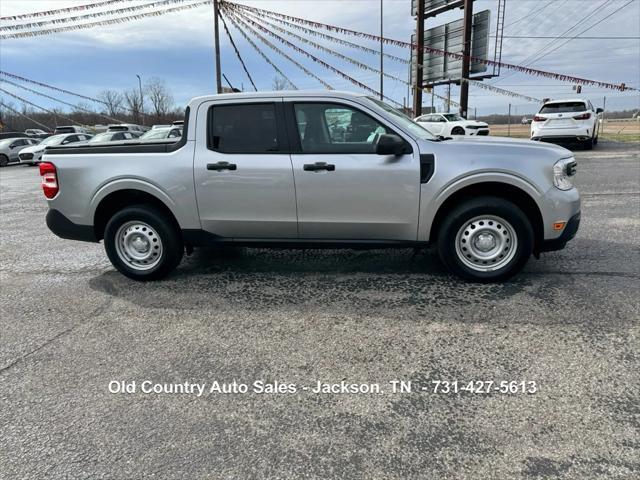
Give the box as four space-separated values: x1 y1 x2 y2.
531 99 603 149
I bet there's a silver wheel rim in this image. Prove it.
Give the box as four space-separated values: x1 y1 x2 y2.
455 215 518 272
114 221 163 271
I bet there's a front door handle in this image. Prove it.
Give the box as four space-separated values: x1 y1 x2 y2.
207 162 237 171
303 162 335 172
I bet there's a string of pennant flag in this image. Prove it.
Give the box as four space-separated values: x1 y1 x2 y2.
0 0 635 117
227 1 635 92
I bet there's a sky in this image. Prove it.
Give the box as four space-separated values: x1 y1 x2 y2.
1 0 639 116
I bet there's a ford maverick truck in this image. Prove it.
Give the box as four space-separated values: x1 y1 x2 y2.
40 91 580 282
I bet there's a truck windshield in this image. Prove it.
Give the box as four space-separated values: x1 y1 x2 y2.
365 97 436 140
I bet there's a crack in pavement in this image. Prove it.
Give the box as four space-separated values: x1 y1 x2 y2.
0 297 113 376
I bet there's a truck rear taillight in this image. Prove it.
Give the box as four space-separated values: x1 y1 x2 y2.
573 112 591 120
533 115 545 122
39 162 59 199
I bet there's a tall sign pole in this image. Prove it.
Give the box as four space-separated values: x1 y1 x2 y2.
412 0 425 117
213 0 222 94
459 0 473 118
380 0 384 101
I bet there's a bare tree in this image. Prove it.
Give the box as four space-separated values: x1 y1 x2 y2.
146 77 174 122
124 88 144 124
98 89 124 117
272 76 289 91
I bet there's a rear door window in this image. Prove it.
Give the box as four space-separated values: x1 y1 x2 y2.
208 103 281 153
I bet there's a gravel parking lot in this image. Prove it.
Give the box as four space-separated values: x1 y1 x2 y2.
1 142 638 479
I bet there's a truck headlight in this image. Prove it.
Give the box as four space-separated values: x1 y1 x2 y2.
553 158 577 190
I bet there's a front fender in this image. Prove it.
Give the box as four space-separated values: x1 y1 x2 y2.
418 171 545 242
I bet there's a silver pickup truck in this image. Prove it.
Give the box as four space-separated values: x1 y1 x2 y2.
40 91 580 282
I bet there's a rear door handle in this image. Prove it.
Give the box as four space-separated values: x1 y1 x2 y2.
207 162 237 171
303 162 335 172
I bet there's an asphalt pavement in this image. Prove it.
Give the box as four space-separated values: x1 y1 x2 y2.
0 142 638 479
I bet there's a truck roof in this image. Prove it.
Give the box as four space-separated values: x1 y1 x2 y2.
187 90 368 109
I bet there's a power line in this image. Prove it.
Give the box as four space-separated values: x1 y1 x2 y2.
218 12 258 91
491 0 615 85
496 36 640 39
226 1 634 91
529 0 638 66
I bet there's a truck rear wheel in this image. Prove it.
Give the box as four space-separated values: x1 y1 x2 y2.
104 204 183 281
437 197 533 282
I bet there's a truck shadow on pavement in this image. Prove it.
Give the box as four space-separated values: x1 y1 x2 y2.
87 237 638 327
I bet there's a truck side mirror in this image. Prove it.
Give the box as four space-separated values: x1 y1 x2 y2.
375 134 406 156
596 108 604 114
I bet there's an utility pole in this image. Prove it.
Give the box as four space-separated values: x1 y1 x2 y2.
380 0 384 101
412 0 425 117
459 0 473 118
446 83 451 112
213 0 222 94
136 74 144 126
507 103 511 137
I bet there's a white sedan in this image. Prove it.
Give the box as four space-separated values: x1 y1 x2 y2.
415 113 490 136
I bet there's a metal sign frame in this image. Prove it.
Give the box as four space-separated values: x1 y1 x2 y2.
411 9 491 87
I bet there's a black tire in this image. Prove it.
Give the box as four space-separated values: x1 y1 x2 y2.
104 204 183 281
582 138 593 150
593 135 599 146
0 155 8 167
437 196 534 282
451 127 465 135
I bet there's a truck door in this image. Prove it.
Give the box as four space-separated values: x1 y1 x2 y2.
193 100 298 238
287 100 420 241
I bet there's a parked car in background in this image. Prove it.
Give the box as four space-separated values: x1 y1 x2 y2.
53 126 90 135
531 98 603 149
172 120 184 127
107 123 145 134
25 128 51 138
0 131 27 140
18 133 92 165
151 124 171 130
521 117 533 125
414 113 490 136
0 137 40 166
88 131 140 143
138 126 182 141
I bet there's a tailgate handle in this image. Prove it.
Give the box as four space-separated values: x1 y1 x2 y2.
207 162 237 171
303 162 335 172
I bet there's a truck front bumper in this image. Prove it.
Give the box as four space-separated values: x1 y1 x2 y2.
46 209 97 243
539 211 581 252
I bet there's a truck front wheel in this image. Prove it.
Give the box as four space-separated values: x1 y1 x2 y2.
104 204 183 281
437 197 533 282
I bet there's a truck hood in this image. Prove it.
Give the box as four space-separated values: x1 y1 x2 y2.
439 135 571 157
